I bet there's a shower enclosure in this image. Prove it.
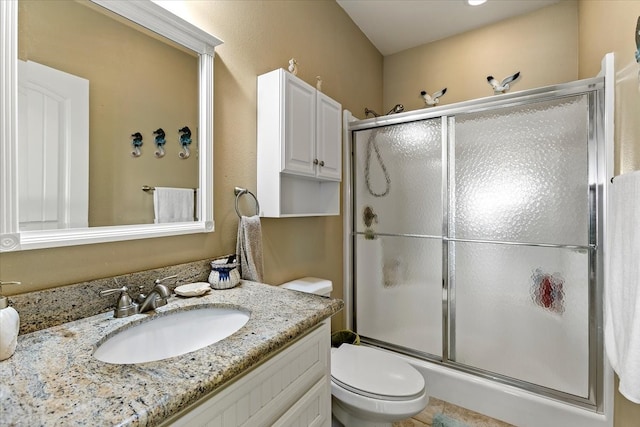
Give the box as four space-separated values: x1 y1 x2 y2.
345 74 612 422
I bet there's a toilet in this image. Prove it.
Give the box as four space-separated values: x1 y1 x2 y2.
280 277 429 427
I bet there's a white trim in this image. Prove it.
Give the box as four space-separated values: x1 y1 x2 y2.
0 0 19 252
0 0 221 251
600 51 615 427
92 0 222 54
199 51 215 232
18 222 208 250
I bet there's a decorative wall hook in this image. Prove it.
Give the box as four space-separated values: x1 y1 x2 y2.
420 88 447 106
153 128 166 158
487 72 520 94
131 132 143 157
364 107 379 118
635 17 639 88
178 126 192 159
635 17 639 63
288 58 298 75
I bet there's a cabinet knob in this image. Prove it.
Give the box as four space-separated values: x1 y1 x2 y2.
313 159 319 165
319 160 325 167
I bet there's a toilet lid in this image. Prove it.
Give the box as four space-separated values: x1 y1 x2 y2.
331 344 425 400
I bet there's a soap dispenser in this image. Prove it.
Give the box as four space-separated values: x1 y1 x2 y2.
0 281 21 361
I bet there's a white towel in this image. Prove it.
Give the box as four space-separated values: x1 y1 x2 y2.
605 170 640 403
153 187 194 223
236 215 264 282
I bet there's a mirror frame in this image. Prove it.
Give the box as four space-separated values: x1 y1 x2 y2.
0 0 222 252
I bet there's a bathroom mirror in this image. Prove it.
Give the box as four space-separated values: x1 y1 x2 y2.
0 0 222 251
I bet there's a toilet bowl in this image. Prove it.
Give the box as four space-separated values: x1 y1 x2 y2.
330 344 428 427
279 277 429 427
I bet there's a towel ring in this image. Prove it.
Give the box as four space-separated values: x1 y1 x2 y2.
234 187 260 218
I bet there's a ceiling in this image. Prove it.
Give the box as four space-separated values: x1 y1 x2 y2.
336 0 560 56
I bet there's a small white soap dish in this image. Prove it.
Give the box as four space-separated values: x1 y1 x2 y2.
175 282 211 297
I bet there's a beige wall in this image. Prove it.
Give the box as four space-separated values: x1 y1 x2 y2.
19 1 199 227
3 1 384 332
578 0 640 175
383 1 579 112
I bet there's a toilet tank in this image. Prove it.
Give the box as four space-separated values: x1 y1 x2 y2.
279 277 332 297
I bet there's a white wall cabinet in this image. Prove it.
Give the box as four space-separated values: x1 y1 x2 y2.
281 86 341 181
257 69 341 217
162 321 331 427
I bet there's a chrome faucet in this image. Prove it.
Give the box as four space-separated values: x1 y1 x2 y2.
137 275 176 313
100 275 177 317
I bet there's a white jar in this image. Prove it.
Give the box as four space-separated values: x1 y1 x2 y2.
208 255 241 290
209 266 241 290
0 297 19 361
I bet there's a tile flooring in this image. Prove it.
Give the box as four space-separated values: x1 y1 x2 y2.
393 397 515 427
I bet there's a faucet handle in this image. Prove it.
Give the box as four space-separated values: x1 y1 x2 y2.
99 285 138 318
154 275 177 286
99 285 129 297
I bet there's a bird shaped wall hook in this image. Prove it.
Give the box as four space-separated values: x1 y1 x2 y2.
487 72 520 94
288 58 298 75
420 88 447 106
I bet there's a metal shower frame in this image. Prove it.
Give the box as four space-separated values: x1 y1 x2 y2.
343 76 610 411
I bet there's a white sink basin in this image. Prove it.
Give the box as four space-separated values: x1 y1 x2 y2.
93 306 250 364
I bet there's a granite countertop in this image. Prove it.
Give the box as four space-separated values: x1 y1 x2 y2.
0 281 343 426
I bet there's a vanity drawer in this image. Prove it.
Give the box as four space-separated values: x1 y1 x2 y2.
164 321 330 427
272 377 330 427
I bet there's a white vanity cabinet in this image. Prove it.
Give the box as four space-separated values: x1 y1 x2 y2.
162 321 331 427
257 69 341 217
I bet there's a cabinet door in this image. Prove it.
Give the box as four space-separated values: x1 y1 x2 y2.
315 92 342 181
162 322 330 427
272 377 330 427
283 73 316 177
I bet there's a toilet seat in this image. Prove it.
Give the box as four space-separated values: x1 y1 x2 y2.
331 344 425 400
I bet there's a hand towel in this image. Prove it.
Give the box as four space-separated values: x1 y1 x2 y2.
153 187 194 223
236 215 264 282
605 170 640 403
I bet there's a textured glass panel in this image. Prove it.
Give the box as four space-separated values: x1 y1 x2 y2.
452 242 589 397
452 96 589 246
355 235 442 357
354 119 442 236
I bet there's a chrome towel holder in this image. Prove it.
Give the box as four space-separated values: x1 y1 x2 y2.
234 187 260 218
142 185 197 193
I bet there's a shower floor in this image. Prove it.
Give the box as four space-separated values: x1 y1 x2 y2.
394 397 515 427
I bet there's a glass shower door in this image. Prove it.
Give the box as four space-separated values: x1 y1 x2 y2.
353 119 443 358
449 95 594 398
